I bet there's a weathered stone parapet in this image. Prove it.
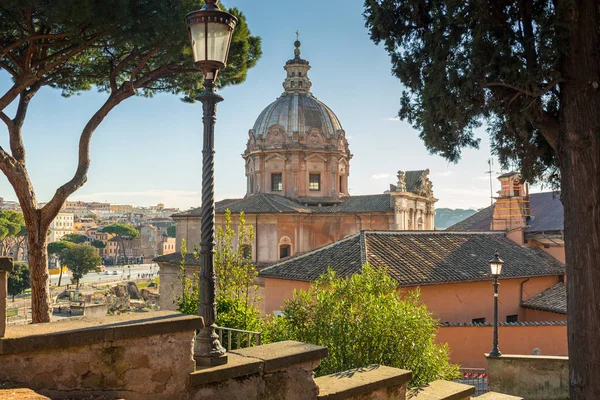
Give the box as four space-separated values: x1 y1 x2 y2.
315 364 411 399
478 392 523 400
0 311 202 400
187 340 327 400
407 380 475 400
486 354 569 400
0 257 13 338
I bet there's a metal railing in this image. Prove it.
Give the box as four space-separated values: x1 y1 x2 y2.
216 326 261 351
456 368 488 396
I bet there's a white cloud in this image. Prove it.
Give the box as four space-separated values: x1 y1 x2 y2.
386 117 400 121
434 171 452 177
372 173 391 180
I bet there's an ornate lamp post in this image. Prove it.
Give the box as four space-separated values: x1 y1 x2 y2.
489 252 504 357
186 0 237 367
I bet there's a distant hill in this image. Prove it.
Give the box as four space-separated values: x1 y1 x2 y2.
435 208 479 230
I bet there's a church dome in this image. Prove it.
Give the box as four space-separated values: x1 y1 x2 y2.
252 93 343 138
243 38 352 201
250 39 343 139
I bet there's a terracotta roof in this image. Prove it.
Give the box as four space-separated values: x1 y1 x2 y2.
440 320 567 327
259 231 565 285
447 192 563 233
174 193 393 217
446 205 494 231
521 283 566 314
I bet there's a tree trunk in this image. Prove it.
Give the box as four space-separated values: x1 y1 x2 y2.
27 225 51 323
560 0 600 398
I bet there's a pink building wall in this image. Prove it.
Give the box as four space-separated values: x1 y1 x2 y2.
264 275 562 323
436 325 568 368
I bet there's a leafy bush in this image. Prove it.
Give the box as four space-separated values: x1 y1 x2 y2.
176 210 263 345
263 265 459 387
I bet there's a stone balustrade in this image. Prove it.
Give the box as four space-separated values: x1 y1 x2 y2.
0 308 523 399
486 354 569 400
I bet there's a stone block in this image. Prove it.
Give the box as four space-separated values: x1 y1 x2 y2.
0 387 50 400
316 364 411 400
486 354 569 400
478 392 524 400
232 340 327 373
0 311 199 400
407 380 475 400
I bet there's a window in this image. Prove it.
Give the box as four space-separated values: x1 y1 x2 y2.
339 176 343 192
271 173 283 191
309 173 321 191
280 244 291 259
299 81 303 87
506 315 518 323
291 81 295 88
472 317 486 324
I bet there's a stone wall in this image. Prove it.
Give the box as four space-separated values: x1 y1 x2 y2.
0 311 200 400
486 354 569 400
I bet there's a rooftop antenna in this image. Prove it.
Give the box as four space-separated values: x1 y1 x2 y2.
486 158 495 230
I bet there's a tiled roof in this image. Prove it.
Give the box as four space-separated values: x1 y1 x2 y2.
314 194 392 213
521 282 566 314
447 192 563 233
440 321 567 327
174 193 392 217
259 231 565 285
446 205 494 231
258 233 364 282
525 192 564 233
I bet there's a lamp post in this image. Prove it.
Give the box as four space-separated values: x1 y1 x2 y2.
186 0 237 367
489 252 504 357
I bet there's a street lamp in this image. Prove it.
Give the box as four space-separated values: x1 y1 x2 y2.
489 252 504 357
186 0 237 367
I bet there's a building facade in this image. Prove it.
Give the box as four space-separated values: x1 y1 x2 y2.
156 40 438 309
48 212 74 243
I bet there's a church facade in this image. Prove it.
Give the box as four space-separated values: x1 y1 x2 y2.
156 41 437 309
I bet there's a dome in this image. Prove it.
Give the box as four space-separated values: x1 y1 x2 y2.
252 92 343 138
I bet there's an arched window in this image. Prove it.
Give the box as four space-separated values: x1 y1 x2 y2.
279 236 292 259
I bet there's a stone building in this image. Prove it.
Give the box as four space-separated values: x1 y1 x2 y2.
156 40 438 310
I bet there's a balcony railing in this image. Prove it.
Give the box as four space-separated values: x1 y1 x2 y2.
216 326 261 351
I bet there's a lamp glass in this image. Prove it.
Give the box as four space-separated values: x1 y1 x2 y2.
189 21 233 66
490 261 503 276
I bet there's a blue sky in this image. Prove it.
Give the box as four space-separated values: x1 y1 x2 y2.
0 0 512 210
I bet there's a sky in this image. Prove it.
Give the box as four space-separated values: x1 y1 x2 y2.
0 0 521 211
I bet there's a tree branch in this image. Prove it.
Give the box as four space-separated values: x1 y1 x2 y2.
10 84 40 162
41 89 132 226
533 112 560 151
484 80 559 98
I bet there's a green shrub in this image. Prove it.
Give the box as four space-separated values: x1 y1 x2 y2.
263 265 459 387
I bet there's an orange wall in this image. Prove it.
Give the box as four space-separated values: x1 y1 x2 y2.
522 308 567 322
264 278 311 315
265 275 562 323
413 276 561 323
436 325 568 368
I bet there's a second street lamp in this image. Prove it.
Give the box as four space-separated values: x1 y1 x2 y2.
186 0 237 367
489 252 504 357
